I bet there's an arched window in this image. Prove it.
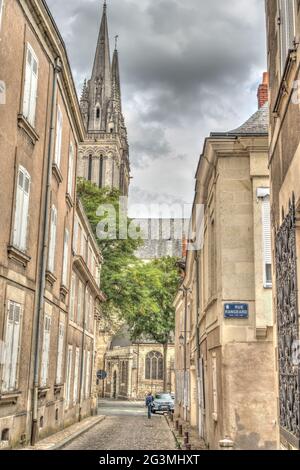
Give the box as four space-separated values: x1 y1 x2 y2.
96 107 100 119
145 351 164 380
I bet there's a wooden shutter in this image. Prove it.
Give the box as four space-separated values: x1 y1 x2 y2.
62 229 69 286
41 315 51 386
54 106 63 167
73 217 78 253
67 142 74 196
56 321 64 384
0 1 4 32
23 46 32 121
279 0 296 72
85 351 91 398
28 53 38 126
262 196 272 287
2 302 22 392
23 44 38 126
48 205 57 273
13 167 30 251
65 346 73 407
81 350 86 398
73 348 80 403
70 274 76 321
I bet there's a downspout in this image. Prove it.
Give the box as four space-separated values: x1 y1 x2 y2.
183 286 188 422
31 57 62 446
195 252 202 434
79 280 89 422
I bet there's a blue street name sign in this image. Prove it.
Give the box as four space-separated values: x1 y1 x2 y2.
224 304 249 319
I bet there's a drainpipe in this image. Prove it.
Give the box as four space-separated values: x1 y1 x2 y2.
31 57 62 446
182 286 189 422
195 252 202 434
79 280 89 422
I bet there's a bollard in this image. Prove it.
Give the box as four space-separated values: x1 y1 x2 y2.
175 420 179 431
179 424 183 437
219 437 234 450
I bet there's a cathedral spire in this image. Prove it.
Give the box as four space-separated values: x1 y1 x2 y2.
91 1 111 100
112 43 121 109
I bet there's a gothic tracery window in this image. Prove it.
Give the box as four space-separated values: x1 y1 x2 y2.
145 351 164 381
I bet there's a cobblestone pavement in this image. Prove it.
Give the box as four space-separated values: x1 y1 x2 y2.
63 400 176 450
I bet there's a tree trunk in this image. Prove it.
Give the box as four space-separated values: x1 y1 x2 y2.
163 342 168 392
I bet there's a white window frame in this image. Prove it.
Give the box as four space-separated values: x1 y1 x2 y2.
56 321 65 385
13 166 31 252
41 314 51 387
54 105 63 167
62 228 70 287
67 141 74 197
65 345 73 408
212 353 218 422
73 348 80 404
70 273 76 321
279 0 296 74
0 1 4 33
77 280 83 324
1 301 22 393
23 43 38 127
81 350 86 399
48 205 57 273
85 350 91 398
262 195 272 288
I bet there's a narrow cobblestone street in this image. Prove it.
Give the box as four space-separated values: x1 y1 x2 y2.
63 400 176 450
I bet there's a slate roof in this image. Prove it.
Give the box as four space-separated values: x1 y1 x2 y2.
210 102 269 137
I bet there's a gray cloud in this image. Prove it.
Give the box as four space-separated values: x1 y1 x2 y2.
47 0 267 215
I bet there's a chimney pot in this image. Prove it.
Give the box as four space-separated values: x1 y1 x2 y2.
257 72 269 109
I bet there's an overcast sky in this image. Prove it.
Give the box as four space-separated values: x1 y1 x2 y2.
47 0 267 218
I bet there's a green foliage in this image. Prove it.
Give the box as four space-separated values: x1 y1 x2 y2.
77 179 181 342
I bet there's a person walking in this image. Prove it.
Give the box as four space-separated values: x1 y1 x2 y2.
145 392 154 419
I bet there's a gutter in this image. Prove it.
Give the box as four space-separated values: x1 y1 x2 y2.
31 57 62 446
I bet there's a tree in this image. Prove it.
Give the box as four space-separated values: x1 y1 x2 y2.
120 257 181 391
77 179 143 325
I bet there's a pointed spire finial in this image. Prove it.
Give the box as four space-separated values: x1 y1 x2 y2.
103 0 107 11
115 35 119 51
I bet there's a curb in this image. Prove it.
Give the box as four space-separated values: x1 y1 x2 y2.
51 416 106 450
164 415 181 450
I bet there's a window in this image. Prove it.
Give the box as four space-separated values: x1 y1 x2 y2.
212 353 218 422
96 107 100 119
2 301 22 392
70 274 76 321
62 229 69 286
41 315 51 387
65 346 73 407
279 0 296 73
262 196 272 288
73 217 78 253
54 106 63 167
0 1 4 33
145 351 164 381
77 280 83 324
13 166 30 252
73 348 80 403
85 351 91 398
56 321 64 384
81 350 86 398
48 205 57 273
67 142 74 196
23 44 38 127
88 155 93 181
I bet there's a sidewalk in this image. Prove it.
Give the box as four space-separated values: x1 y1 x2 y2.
166 415 207 451
22 415 106 450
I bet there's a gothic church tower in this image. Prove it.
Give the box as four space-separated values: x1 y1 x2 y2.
78 1 130 195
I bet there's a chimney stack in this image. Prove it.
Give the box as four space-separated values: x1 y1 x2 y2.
257 72 269 109
182 235 188 259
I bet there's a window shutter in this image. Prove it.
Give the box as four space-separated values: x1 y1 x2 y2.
81 350 86 398
56 321 64 384
280 0 296 71
262 196 272 286
23 47 32 121
10 304 21 391
62 229 69 286
41 315 51 386
86 351 91 398
13 167 30 251
54 106 63 167
28 55 38 126
73 348 80 403
70 274 76 321
48 205 57 273
65 346 73 407
73 217 78 253
67 142 74 196
2 303 15 392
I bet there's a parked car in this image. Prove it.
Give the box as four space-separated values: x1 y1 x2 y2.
151 393 175 414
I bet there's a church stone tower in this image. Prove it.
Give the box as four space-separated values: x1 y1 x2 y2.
78 1 130 195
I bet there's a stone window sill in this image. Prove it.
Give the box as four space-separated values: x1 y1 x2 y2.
46 270 57 286
7 245 31 267
17 114 39 145
0 391 22 406
52 163 63 184
38 387 50 399
66 193 74 209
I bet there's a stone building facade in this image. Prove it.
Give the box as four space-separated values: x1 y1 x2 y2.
78 2 130 196
103 332 175 400
174 78 278 450
0 0 104 448
266 0 300 450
